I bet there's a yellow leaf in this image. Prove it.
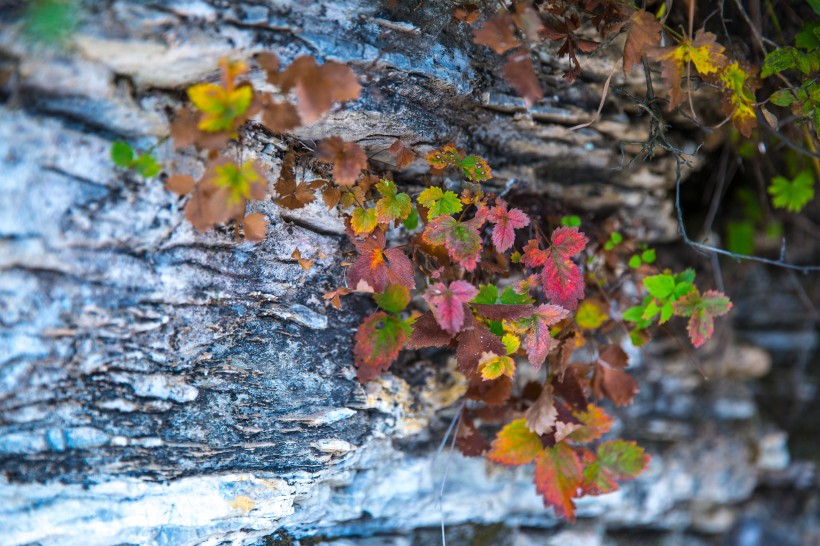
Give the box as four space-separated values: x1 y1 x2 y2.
478 353 515 381
575 300 608 330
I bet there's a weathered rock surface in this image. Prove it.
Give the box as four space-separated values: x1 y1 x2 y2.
1 1 817 546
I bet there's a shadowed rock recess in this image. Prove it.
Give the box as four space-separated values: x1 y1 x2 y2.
1 1 817 546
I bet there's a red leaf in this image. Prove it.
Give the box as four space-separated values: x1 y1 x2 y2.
317 136 368 186
348 231 415 293
473 12 520 54
488 200 530 252
406 311 453 348
503 49 544 107
525 304 570 370
487 418 543 466
537 227 589 310
672 288 733 348
422 215 483 271
424 281 479 335
566 404 615 444
456 312 506 374
353 311 411 382
534 443 583 521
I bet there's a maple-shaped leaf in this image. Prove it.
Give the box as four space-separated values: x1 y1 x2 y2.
353 311 411 382
649 29 729 110
188 61 253 133
425 143 460 170
418 187 463 219
348 230 415 293
504 49 543 106
317 136 368 186
323 286 351 310
523 227 589 310
478 354 515 381
580 457 619 496
672 288 733 348
242 212 267 242
524 304 570 370
351 207 378 235
424 280 478 335
719 62 758 137
593 345 638 406
422 215 483 271
460 155 492 182
275 154 319 210
487 418 543 466
185 158 266 231
596 439 650 481
542 14 598 83
259 94 301 133
456 312 506 374
534 443 583 521
623 10 662 73
387 139 415 170
488 200 530 252
473 12 520 54
525 384 558 436
322 186 341 210
374 179 412 223
768 170 815 213
266 55 360 123
566 404 614 444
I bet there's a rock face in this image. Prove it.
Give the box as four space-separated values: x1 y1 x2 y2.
0 1 818 546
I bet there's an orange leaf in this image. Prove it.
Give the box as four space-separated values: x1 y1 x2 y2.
534 443 582 521
242 212 267 242
473 12 520 54
487 418 543 466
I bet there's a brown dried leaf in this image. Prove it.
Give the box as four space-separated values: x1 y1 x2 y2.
166 173 196 195
453 4 480 24
623 10 662 73
243 212 267 242
291 248 314 271
503 49 543 106
317 136 368 186
525 383 558 436
322 186 342 210
473 12 520 54
387 139 415 170
260 94 301 133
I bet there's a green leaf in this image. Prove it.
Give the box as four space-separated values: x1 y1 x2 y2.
132 154 161 178
375 285 411 313
500 286 532 304
761 47 797 78
658 302 674 324
628 255 642 269
375 179 412 222
768 170 815 212
351 207 379 235
643 274 675 300
472 284 499 304
641 300 660 320
610 232 623 244
796 21 820 50
417 187 463 219
726 221 755 256
640 249 656 264
596 440 650 481
769 89 796 107
460 155 492 181
111 141 134 167
402 207 419 230
810 0 820 16
675 268 696 285
561 215 581 227
22 0 77 45
623 304 652 329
